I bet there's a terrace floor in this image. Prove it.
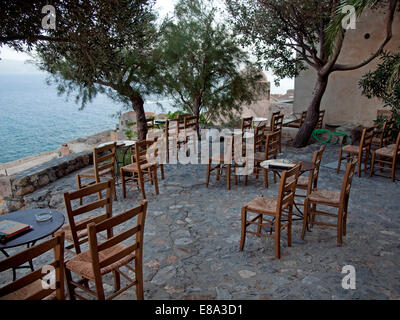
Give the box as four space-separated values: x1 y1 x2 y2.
1 143 399 299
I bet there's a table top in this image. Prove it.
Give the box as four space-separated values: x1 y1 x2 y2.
154 119 167 124
0 209 65 249
253 117 268 122
98 140 136 148
260 159 314 172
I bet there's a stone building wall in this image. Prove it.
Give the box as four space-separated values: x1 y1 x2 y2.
293 7 400 126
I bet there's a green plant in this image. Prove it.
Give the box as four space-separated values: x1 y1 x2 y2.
360 51 400 139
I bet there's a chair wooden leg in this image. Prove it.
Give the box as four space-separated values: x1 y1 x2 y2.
337 149 343 174
113 270 121 292
94 277 106 300
337 209 343 247
287 207 292 247
227 164 231 190
370 152 376 177
216 164 221 181
392 157 396 182
310 203 316 228
240 207 247 251
358 152 362 177
135 258 144 300
364 150 369 174
160 164 165 180
112 178 117 201
256 214 262 235
206 160 211 187
138 173 146 200
273 171 277 184
301 199 309 240
65 268 76 300
264 169 268 188
148 168 153 185
153 167 159 195
120 169 126 198
274 220 281 259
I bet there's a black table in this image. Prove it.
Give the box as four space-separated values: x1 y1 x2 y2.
0 209 65 280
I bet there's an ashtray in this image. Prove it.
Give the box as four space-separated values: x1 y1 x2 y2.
35 213 53 222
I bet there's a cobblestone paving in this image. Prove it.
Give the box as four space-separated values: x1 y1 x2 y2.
1 144 399 300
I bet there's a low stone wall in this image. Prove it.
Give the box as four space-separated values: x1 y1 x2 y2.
0 150 93 214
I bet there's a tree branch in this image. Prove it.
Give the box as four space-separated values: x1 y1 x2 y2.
332 0 398 72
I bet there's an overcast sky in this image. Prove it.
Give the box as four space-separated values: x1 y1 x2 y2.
0 0 294 94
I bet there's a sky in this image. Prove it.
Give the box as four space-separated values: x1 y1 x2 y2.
0 0 294 94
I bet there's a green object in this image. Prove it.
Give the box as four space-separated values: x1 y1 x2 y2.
312 129 350 146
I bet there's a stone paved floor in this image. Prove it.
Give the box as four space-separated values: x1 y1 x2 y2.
1 144 400 299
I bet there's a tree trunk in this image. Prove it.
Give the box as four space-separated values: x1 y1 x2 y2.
130 95 148 141
193 97 201 138
293 74 329 148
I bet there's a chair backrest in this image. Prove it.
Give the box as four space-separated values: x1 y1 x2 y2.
86 200 147 298
359 127 375 152
263 131 280 160
276 163 302 216
272 114 284 132
299 111 307 126
183 116 198 138
254 124 266 150
270 111 280 127
384 121 395 146
311 145 325 188
132 140 155 171
63 180 113 254
316 110 325 129
340 158 358 206
93 142 117 183
0 232 65 300
177 113 192 121
241 117 253 132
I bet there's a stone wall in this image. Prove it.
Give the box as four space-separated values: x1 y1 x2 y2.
0 150 92 214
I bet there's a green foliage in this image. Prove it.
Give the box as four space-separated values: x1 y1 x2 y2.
126 121 136 128
225 0 334 80
157 0 267 123
124 129 134 140
360 51 400 134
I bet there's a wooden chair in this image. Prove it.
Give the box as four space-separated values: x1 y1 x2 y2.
65 201 147 300
120 140 159 200
370 131 400 182
372 120 394 149
76 142 117 205
0 232 65 300
206 133 239 190
241 116 253 132
294 145 325 204
337 126 374 177
301 158 358 246
265 114 284 153
284 111 307 129
251 130 279 188
240 163 301 258
63 180 113 254
316 110 325 129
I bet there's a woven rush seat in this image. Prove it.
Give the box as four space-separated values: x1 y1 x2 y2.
341 144 366 154
375 146 397 157
66 244 135 281
244 196 288 215
121 161 156 172
61 216 95 242
307 189 340 205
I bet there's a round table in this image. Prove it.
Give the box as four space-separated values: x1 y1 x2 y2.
0 209 65 280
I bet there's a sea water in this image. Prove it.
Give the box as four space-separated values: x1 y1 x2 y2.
0 73 174 164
